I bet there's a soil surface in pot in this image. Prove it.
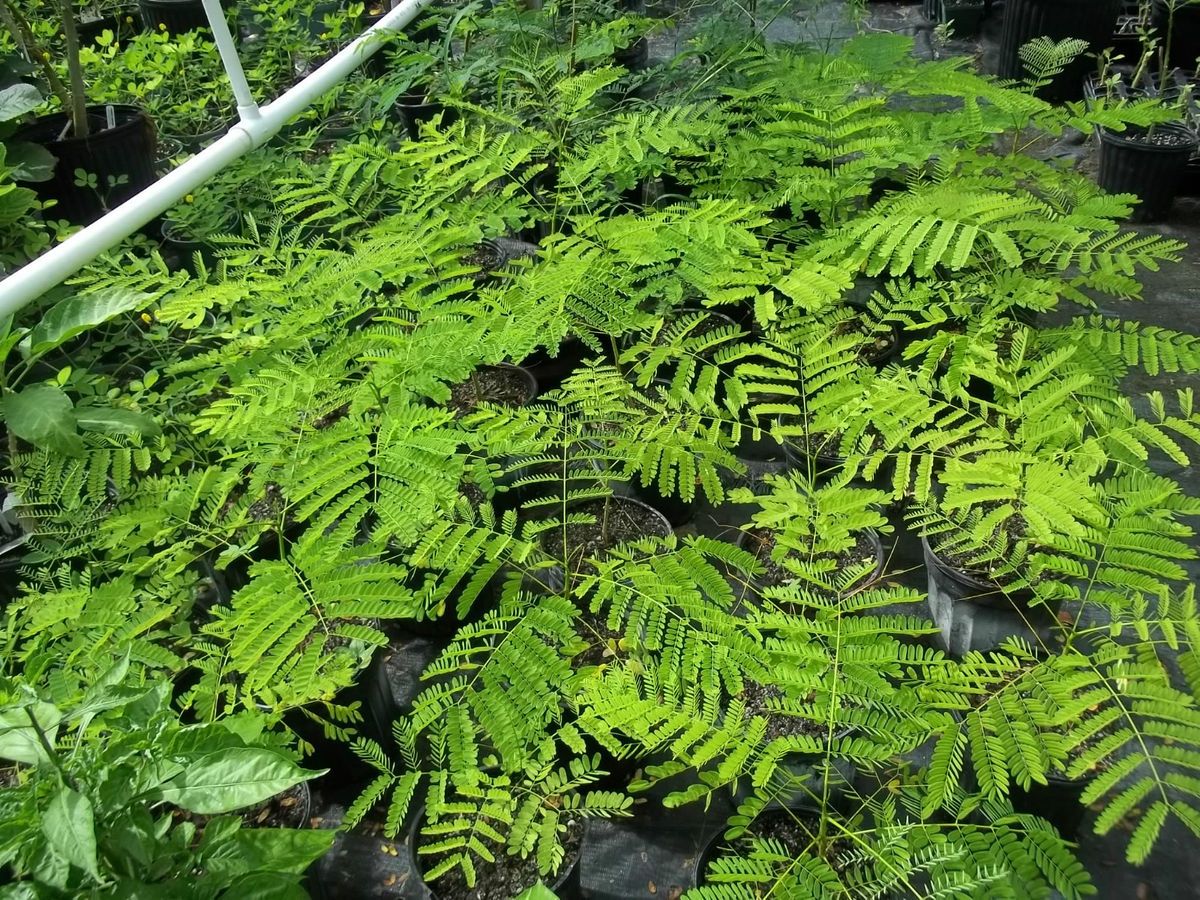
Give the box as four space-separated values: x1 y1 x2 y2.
1119 127 1197 148
541 498 672 573
427 815 584 900
743 528 878 593
705 811 851 883
742 681 827 743
449 367 533 416
651 311 737 358
239 782 311 828
173 782 310 833
931 512 1027 587
574 609 624 669
836 316 897 365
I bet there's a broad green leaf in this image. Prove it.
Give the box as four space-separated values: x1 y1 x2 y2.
1 384 82 456
0 700 62 764
27 287 152 356
74 405 161 438
5 141 56 183
159 748 322 815
42 787 100 881
214 872 311 900
0 85 42 123
218 828 336 875
514 884 560 900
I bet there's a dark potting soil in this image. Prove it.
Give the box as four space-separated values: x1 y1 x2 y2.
705 812 851 884
541 499 672 573
932 514 1027 586
743 528 877 592
741 680 827 743
448 367 533 416
1124 127 1196 148
426 816 584 900
174 782 310 836
459 479 487 509
240 782 311 828
836 317 897 365
463 243 505 271
574 610 623 669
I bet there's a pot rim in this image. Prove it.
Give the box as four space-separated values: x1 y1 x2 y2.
17 104 152 149
1099 120 1199 150
919 534 1009 593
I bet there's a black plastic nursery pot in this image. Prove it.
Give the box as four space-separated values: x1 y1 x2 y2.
469 236 540 280
1010 774 1089 839
408 806 586 900
997 0 1122 100
938 0 988 37
77 8 142 45
1097 123 1198 222
395 93 455 142
692 803 842 892
533 495 673 594
519 335 596 395
780 432 892 492
287 648 398 785
446 363 538 416
921 536 1062 657
402 566 508 638
16 104 157 226
159 217 235 274
139 0 227 33
921 536 1030 612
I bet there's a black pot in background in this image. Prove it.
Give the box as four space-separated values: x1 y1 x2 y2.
403 566 507 638
520 335 597 394
938 0 989 37
998 0 1122 100
692 802 834 890
16 105 157 226
921 535 1064 657
780 433 892 491
1010 775 1089 839
165 119 231 154
77 9 142 44
286 647 397 785
614 37 649 71
160 218 234 274
1097 123 1198 221
395 92 454 141
922 536 1029 612
532 496 673 594
139 0 226 33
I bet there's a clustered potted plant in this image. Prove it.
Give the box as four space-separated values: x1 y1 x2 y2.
2 0 157 222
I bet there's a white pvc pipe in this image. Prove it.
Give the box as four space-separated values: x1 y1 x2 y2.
0 0 434 318
201 0 261 122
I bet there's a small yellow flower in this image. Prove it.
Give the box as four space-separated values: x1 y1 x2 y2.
140 312 154 324
125 15 133 22
41 50 50 60
158 22 166 30
184 193 194 203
